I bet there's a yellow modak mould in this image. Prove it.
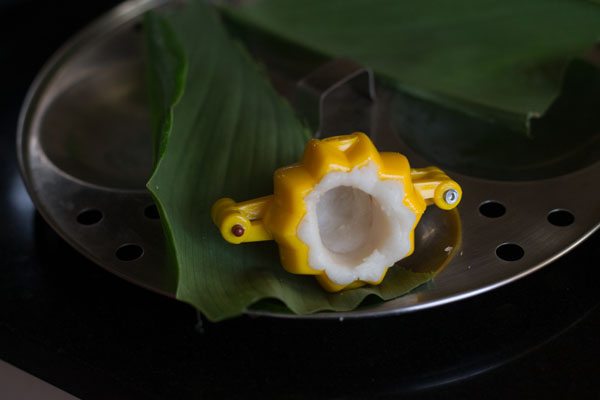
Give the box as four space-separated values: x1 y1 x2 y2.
211 132 462 292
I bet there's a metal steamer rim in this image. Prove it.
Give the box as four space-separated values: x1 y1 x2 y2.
17 0 600 319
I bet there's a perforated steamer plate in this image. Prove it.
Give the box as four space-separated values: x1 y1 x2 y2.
17 0 600 319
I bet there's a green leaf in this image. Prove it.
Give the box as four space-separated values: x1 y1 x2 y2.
224 0 600 131
145 0 445 321
143 12 186 161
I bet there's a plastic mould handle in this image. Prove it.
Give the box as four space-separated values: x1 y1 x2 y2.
212 167 460 245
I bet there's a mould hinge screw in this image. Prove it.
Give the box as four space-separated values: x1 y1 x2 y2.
444 189 459 205
231 224 245 237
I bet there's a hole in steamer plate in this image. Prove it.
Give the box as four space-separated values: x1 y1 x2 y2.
496 243 524 262
76 209 103 225
547 209 575 227
116 244 144 261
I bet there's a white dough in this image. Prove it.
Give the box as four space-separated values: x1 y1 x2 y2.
297 161 416 285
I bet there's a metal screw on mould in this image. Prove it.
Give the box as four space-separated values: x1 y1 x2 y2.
444 189 459 205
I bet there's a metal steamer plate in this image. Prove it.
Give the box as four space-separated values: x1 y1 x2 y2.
17 0 600 319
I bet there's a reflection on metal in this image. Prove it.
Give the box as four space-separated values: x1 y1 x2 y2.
10 174 34 214
295 58 375 137
17 0 600 319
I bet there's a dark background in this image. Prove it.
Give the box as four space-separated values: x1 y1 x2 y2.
1 1 599 399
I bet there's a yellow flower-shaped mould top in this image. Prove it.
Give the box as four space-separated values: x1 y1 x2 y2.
211 132 462 292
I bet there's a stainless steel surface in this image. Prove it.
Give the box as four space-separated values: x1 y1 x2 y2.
295 58 376 136
17 0 600 319
17 0 176 296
